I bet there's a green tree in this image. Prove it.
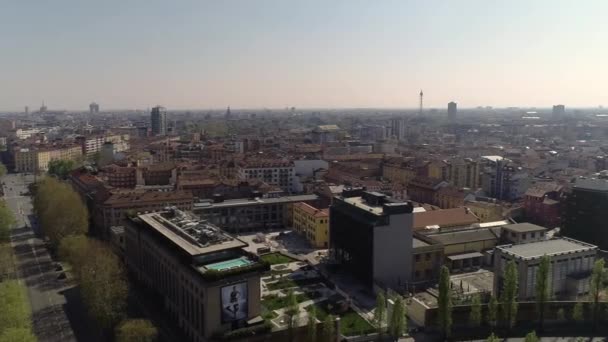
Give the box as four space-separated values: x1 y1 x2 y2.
488 296 498 329
284 289 299 341
0 162 7 177
307 305 317 342
374 290 386 338
48 159 77 179
535 255 551 331
58 235 91 278
524 330 539 342
556 308 566 321
75 240 128 329
437 266 453 339
0 280 32 333
34 178 88 246
469 293 482 328
0 327 36 342
500 260 519 330
572 302 584 323
0 200 15 243
322 315 335 342
590 259 605 330
388 296 406 340
486 333 500 342
115 319 158 342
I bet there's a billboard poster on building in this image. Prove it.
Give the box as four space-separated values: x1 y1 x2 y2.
221 282 248 322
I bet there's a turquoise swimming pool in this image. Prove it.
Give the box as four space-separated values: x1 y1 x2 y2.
205 256 253 271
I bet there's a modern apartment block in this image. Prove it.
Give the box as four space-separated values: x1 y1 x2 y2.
151 106 168 136
237 160 297 193
193 194 319 234
494 237 597 300
75 134 130 156
125 209 269 341
13 144 83 172
330 188 414 289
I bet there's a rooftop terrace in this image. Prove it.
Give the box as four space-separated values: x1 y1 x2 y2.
496 237 596 260
137 208 246 256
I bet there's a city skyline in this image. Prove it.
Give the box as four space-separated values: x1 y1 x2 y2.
1 0 607 110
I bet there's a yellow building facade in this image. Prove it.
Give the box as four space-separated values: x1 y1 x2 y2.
382 163 416 185
292 202 329 248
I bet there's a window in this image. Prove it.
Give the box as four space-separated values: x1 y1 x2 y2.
415 254 421 262
425 253 431 261
531 232 536 238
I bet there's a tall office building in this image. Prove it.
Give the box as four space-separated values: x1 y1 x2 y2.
89 102 100 114
552 104 565 117
390 118 406 140
24 106 29 115
151 106 167 136
447 101 457 121
330 188 413 289
562 173 608 250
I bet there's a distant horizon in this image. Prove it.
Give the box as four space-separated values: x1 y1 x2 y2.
2 104 606 114
2 1 607 110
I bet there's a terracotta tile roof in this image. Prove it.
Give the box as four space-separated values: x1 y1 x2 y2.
294 202 328 218
413 207 480 230
104 190 193 206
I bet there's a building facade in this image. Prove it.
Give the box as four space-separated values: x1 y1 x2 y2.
292 202 329 248
125 209 268 342
151 106 168 136
562 175 608 250
494 238 597 300
193 194 319 234
238 161 296 193
330 189 413 289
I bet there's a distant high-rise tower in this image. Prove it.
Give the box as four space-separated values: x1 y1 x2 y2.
225 106 232 119
419 90 424 115
89 102 100 114
552 104 565 117
24 106 29 115
151 106 167 136
39 101 47 114
448 101 457 121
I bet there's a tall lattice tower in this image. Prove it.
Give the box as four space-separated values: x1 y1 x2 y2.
419 90 424 115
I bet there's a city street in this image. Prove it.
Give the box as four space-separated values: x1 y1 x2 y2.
3 173 101 342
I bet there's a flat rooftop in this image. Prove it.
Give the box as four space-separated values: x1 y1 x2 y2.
342 196 384 215
424 227 501 246
193 194 319 209
497 238 597 260
573 177 608 192
502 222 547 233
413 237 430 248
137 209 246 256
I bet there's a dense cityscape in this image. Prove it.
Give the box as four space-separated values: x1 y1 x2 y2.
0 101 607 341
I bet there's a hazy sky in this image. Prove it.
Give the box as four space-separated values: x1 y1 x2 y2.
1 0 607 111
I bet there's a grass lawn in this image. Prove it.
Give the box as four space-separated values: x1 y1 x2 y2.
261 293 311 311
266 277 322 291
306 301 374 336
260 252 296 265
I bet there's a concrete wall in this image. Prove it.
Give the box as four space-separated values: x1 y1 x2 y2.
372 212 413 288
294 160 329 178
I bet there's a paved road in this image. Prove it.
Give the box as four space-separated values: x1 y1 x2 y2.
4 173 101 342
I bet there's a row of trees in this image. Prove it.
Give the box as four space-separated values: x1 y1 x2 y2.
374 290 408 340
33 177 88 247
33 177 157 341
0 280 36 341
438 256 607 339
